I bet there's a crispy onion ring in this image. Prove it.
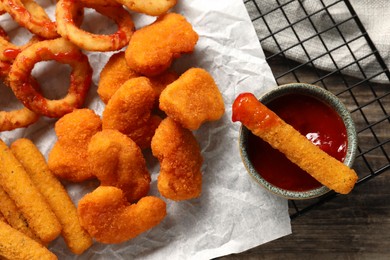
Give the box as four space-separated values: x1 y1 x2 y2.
0 62 39 131
0 1 6 15
56 0 134 52
0 0 58 39
8 38 92 118
0 33 41 62
115 0 177 16
0 98 40 131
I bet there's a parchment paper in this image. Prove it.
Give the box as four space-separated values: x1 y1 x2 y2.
0 0 291 259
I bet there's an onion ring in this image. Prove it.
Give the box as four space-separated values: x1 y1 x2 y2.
0 1 6 15
8 38 92 118
0 0 58 39
0 33 41 62
56 0 135 52
0 63 39 131
115 0 177 16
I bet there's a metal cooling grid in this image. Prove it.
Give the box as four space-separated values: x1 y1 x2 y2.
244 0 390 218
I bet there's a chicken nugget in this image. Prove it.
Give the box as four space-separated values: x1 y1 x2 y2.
149 70 179 100
0 140 61 243
11 138 92 254
232 93 358 194
98 51 179 104
151 117 203 201
48 109 102 182
97 51 139 104
78 186 166 244
102 77 160 149
0 220 57 260
125 13 198 76
159 68 225 130
88 129 151 202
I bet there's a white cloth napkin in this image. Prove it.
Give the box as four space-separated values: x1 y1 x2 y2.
247 0 390 83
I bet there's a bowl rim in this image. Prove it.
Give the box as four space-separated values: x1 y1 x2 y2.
238 83 358 200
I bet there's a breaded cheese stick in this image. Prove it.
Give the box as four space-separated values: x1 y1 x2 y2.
11 138 93 255
0 220 57 260
232 93 358 194
0 186 40 242
0 139 61 243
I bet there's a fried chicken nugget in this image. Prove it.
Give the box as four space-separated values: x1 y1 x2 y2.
125 13 198 76
0 140 61 243
159 68 225 130
11 138 93 255
78 186 166 244
151 117 203 201
98 51 178 104
48 109 102 182
88 129 151 202
102 77 161 149
0 220 57 260
97 51 139 104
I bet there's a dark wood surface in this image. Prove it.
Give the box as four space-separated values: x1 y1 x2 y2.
219 56 390 259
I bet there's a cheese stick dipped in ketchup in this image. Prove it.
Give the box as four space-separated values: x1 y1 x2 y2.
232 92 358 194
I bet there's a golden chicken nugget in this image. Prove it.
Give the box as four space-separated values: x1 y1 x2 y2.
78 186 166 244
159 68 225 130
98 51 139 104
48 109 102 182
0 186 40 242
0 212 6 223
102 77 160 149
232 93 358 194
0 140 61 243
151 117 203 201
11 138 93 255
149 70 179 101
98 51 178 104
0 220 57 260
88 129 151 202
125 13 198 76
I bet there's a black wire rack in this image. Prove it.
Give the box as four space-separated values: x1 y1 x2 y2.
244 0 390 219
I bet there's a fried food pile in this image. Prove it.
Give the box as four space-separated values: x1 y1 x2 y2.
0 0 226 258
0 139 92 259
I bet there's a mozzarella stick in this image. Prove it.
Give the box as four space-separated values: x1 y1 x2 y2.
10 138 93 255
0 220 57 260
232 93 358 194
0 139 61 243
0 186 40 242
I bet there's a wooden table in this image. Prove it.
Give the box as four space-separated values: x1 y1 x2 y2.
219 54 390 259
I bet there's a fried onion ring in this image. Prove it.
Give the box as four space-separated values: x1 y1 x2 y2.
0 63 39 131
0 0 58 39
115 0 177 16
0 32 41 62
56 0 135 52
8 38 92 118
0 102 39 131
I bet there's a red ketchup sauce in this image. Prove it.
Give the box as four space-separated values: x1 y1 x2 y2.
245 93 348 191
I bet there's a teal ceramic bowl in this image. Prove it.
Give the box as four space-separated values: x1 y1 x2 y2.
239 83 358 200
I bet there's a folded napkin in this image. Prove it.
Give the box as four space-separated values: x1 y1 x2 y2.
247 0 390 84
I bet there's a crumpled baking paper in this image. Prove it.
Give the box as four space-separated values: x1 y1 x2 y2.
0 0 291 259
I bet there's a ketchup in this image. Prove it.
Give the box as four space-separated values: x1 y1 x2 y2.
245 93 347 191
